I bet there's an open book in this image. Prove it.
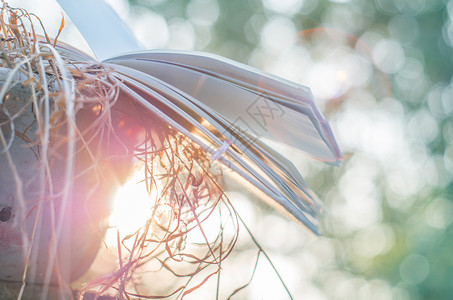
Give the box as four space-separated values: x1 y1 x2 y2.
57 0 341 234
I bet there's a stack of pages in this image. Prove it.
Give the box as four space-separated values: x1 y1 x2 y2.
58 0 341 234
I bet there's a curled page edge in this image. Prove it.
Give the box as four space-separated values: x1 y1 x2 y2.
106 54 341 163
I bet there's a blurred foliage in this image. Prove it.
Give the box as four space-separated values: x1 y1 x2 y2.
126 0 452 299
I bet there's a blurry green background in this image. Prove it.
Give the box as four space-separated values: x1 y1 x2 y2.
123 1 453 299
120 1 451 299
11 0 453 299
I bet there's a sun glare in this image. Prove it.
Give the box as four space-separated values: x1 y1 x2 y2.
106 167 155 246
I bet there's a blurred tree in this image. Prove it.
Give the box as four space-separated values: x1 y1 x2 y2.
124 0 453 299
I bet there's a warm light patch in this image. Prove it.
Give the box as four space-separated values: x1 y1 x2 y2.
91 104 103 115
336 69 348 82
106 167 155 246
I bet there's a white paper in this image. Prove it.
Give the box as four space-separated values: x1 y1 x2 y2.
56 0 143 61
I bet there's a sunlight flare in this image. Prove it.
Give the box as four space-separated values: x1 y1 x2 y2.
106 167 156 246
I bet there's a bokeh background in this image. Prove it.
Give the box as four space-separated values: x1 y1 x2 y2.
8 0 453 299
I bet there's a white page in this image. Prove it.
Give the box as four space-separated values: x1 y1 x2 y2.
56 0 143 61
